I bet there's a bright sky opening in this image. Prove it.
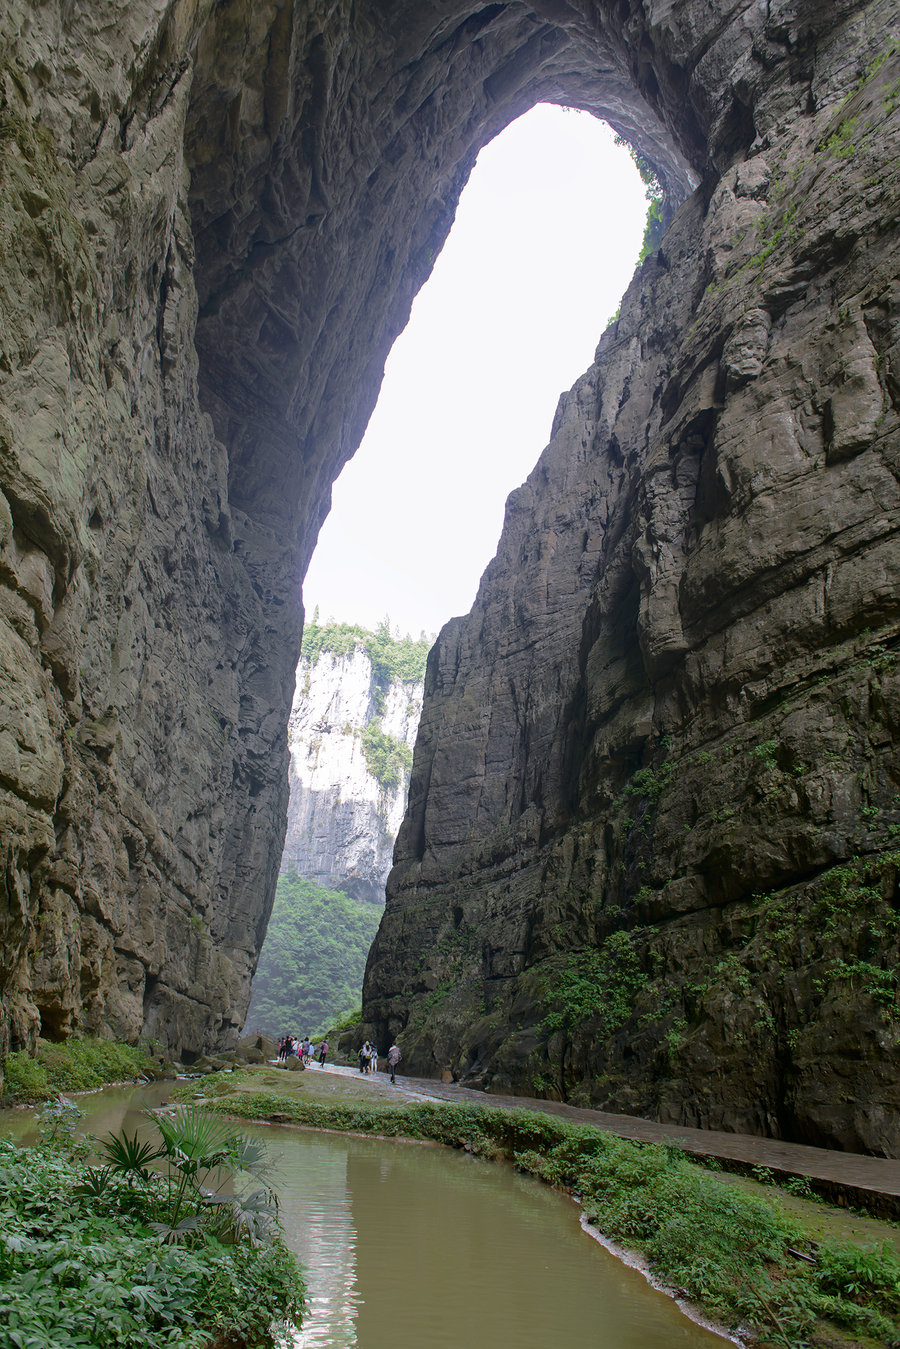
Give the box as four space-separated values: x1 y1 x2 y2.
303 104 648 641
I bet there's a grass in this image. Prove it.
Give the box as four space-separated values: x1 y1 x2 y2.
181 1071 900 1348
1 1038 154 1105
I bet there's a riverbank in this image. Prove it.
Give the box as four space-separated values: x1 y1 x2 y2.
0 1093 305 1349
179 1064 900 1348
0 1037 155 1104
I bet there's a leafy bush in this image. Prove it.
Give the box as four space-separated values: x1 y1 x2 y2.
0 1124 304 1349
360 720 412 791
2 1038 153 1105
244 870 381 1037
2 1051 46 1103
541 930 643 1037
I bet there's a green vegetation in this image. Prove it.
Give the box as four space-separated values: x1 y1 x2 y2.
301 615 425 792
360 720 413 792
194 1086 900 1346
614 135 665 262
541 931 643 1039
625 759 674 806
244 869 382 1038
318 1004 363 1039
301 615 431 686
2 1038 153 1106
0 1101 304 1348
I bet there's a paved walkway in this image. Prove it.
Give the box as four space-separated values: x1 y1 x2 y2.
318 1062 900 1219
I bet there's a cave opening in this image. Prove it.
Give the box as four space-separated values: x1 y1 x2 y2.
245 103 655 1039
302 103 651 639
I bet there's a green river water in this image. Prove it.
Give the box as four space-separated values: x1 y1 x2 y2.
1 1084 732 1348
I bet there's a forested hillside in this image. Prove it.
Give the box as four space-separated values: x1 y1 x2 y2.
244 870 381 1036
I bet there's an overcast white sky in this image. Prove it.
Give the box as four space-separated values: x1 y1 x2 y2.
303 104 648 640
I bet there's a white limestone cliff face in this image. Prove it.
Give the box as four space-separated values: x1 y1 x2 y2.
282 645 423 905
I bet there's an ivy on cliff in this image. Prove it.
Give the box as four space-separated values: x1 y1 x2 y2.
541 930 644 1039
360 721 413 793
244 870 381 1038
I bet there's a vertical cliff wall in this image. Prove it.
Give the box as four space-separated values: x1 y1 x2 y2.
0 0 298 1061
364 8 900 1154
1 0 897 1111
282 626 424 905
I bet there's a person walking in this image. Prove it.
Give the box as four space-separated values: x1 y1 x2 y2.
358 1041 369 1074
387 1042 401 1083
318 1039 329 1067
370 1044 378 1074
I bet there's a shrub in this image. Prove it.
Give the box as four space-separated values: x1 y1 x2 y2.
360 720 412 792
0 1127 305 1349
2 1038 153 1105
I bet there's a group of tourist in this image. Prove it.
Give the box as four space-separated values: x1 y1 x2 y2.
359 1040 403 1081
277 1035 329 1065
276 1033 402 1082
357 1041 378 1074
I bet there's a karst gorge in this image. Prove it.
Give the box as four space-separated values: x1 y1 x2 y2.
0 0 898 1158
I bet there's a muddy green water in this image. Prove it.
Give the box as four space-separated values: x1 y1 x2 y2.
1 1086 730 1348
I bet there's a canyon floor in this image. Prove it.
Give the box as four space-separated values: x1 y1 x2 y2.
186 1061 900 1249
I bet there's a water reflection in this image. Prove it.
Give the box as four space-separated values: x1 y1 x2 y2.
273 1135 360 1348
251 1125 730 1349
0 1090 730 1349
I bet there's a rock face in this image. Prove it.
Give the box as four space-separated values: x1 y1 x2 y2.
362 8 900 1155
0 0 897 1141
0 0 297 1062
283 639 423 905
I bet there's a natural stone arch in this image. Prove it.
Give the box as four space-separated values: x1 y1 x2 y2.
0 0 897 1137
184 2 700 589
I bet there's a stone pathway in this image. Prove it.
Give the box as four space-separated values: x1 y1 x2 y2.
318 1062 900 1219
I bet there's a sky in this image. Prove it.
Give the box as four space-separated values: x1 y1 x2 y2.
302 104 649 640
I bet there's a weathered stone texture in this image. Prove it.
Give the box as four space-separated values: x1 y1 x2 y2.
365 6 900 1155
281 645 422 905
1 0 898 1153
0 0 294 1059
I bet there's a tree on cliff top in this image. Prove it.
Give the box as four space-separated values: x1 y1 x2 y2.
301 614 431 685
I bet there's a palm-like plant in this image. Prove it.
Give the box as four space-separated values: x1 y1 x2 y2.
99 1128 163 1184
98 1105 278 1247
154 1105 242 1229
206 1186 280 1246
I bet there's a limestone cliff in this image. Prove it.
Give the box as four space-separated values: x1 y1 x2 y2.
0 0 897 1131
282 626 424 905
364 11 900 1155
